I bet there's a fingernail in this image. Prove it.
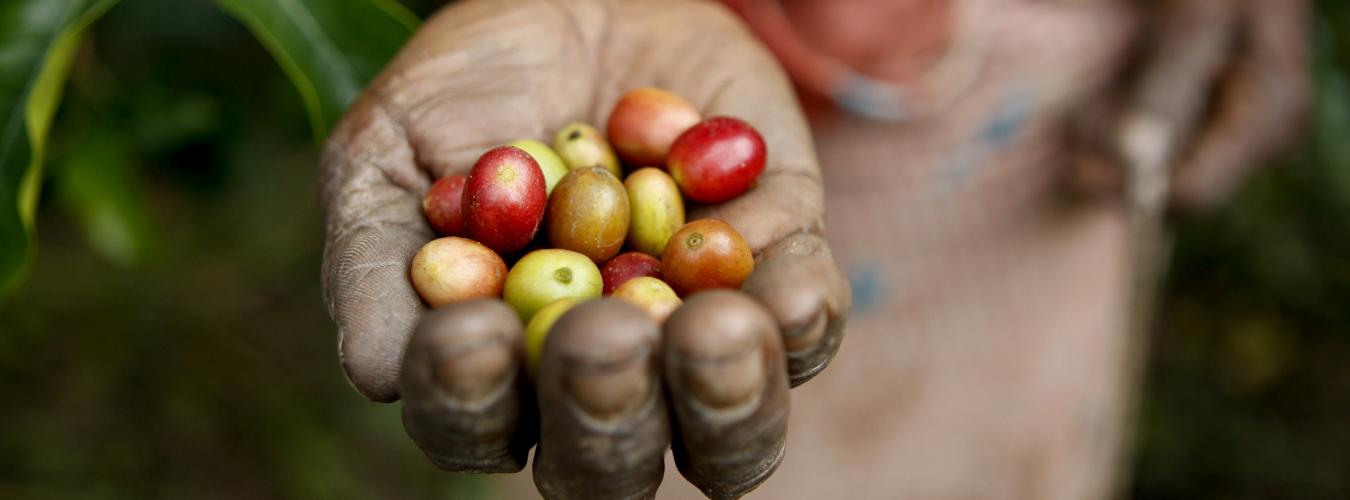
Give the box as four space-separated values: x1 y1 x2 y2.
432 337 514 403
680 339 765 409
563 346 654 420
781 311 828 353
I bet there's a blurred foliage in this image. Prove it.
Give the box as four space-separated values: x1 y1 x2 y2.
1131 1 1350 499
0 0 482 498
215 0 418 140
1 0 417 297
0 0 119 296
0 0 1347 499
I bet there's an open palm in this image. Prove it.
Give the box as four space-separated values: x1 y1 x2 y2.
319 0 849 497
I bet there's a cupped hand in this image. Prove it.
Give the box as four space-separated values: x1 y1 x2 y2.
1068 0 1309 210
318 0 850 497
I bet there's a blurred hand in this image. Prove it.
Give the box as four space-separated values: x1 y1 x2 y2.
1069 0 1309 209
317 0 849 497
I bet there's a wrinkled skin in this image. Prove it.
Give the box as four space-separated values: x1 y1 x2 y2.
319 0 848 498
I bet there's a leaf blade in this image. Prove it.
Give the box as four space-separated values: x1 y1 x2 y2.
214 0 418 141
0 0 121 296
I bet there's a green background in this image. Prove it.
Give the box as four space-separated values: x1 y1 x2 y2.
2 0 1348 498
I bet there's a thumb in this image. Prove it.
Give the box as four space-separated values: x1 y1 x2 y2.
321 98 431 402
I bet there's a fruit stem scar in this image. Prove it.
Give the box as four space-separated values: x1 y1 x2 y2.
497 164 517 183
555 267 573 284
568 130 581 141
686 232 703 249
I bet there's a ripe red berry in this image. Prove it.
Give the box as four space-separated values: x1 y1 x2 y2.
463 146 548 254
601 251 664 295
667 117 766 204
423 174 467 236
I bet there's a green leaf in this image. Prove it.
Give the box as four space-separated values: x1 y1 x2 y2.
56 128 156 268
214 0 419 141
0 0 121 296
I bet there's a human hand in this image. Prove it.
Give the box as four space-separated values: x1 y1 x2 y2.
317 0 850 497
1068 0 1309 210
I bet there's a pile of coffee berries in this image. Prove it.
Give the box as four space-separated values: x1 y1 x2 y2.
410 88 765 369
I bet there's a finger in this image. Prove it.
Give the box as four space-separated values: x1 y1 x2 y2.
1063 95 1128 200
533 299 669 499
742 232 851 387
399 299 536 472
1169 0 1310 209
604 1 824 251
322 98 434 402
1066 0 1239 203
1123 0 1241 147
663 290 790 499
